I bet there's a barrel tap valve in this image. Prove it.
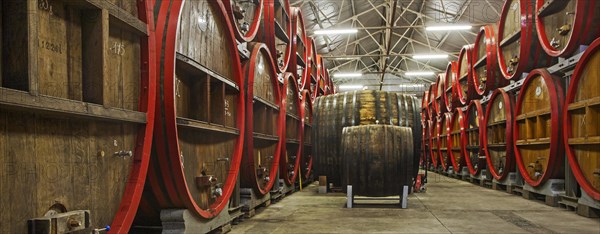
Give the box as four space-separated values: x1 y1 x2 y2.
114 150 133 158
93 226 111 234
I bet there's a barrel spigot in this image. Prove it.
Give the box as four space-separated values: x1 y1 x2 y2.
550 37 561 48
93 226 111 234
114 150 133 158
557 24 571 36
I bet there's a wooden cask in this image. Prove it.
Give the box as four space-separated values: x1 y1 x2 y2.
563 38 600 200
449 108 467 171
514 69 565 187
435 74 447 115
140 0 244 223
428 82 438 119
255 0 292 72
535 0 600 57
473 25 507 96
463 100 487 176
313 55 325 100
422 91 430 121
483 89 516 181
224 0 263 42
0 1 155 232
242 43 284 195
444 61 458 112
305 37 318 92
497 0 554 80
438 112 452 171
280 72 304 185
301 89 314 185
456 45 475 106
288 7 308 91
429 116 441 168
313 91 420 186
341 125 414 197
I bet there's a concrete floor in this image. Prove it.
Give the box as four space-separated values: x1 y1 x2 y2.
230 173 600 233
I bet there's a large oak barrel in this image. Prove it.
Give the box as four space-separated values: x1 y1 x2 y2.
141 0 245 223
563 38 600 200
422 91 430 121
436 74 447 115
313 91 420 186
473 25 507 96
444 62 458 112
0 0 155 232
438 112 452 171
313 55 326 100
301 89 314 184
483 89 515 181
224 0 263 42
429 117 441 168
427 82 438 119
242 43 284 195
341 125 414 197
449 108 467 171
456 45 474 106
497 0 554 80
535 0 600 57
463 100 487 176
514 69 565 187
421 118 431 167
255 0 292 72
280 72 304 185
289 7 308 90
305 37 319 92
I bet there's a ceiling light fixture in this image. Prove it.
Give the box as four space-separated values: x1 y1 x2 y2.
338 85 365 90
314 29 358 35
333 72 363 78
425 25 472 31
412 54 449 59
405 71 435 76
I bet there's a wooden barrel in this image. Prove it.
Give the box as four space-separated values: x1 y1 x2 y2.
255 0 292 72
449 108 467 171
142 0 245 223
444 61 458 112
514 69 565 187
456 45 475 106
288 7 308 89
421 118 430 166
242 43 284 195
280 72 304 185
535 0 600 57
341 125 414 197
428 82 438 119
436 74 447 115
429 117 440 168
305 37 319 91
422 91 430 121
313 91 420 186
473 25 507 96
463 100 487 176
497 0 554 80
313 55 324 100
438 112 452 171
301 90 314 184
483 89 515 181
0 1 155 232
563 38 600 200
224 0 263 42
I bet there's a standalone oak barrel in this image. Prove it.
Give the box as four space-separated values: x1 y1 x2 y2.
497 0 554 80
141 0 245 223
514 69 565 187
341 125 414 197
535 0 600 57
224 0 263 42
456 45 474 106
0 0 155 232
436 74 447 115
280 72 304 185
438 112 452 171
313 91 420 186
483 89 515 181
444 62 458 112
463 100 487 176
563 38 600 200
301 90 314 184
429 117 441 168
242 43 284 195
255 0 292 72
449 108 467 171
473 25 507 96
289 7 308 91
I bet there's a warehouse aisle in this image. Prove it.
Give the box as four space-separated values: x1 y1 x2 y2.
230 173 600 233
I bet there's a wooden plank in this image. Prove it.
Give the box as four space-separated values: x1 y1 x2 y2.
0 88 146 123
82 9 108 105
85 0 147 35
176 117 240 135
567 136 600 145
27 0 39 94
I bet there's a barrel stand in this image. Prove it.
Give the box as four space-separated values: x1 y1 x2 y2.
492 172 523 194
240 188 271 219
522 180 565 207
470 169 492 188
459 167 470 181
346 185 409 209
576 189 600 218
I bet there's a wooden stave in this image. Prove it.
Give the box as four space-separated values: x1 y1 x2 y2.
513 68 565 187
444 61 459 112
288 7 309 90
255 0 293 73
463 100 487 176
472 25 507 96
436 74 447 116
341 125 414 197
497 0 555 80
456 44 475 106
483 89 516 181
535 0 600 57
563 38 600 200
280 72 304 186
223 0 264 42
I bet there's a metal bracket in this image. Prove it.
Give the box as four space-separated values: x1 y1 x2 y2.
237 41 250 60
28 210 91 233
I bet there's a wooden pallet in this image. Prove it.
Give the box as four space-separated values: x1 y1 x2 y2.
240 188 272 219
492 181 522 195
521 189 560 207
